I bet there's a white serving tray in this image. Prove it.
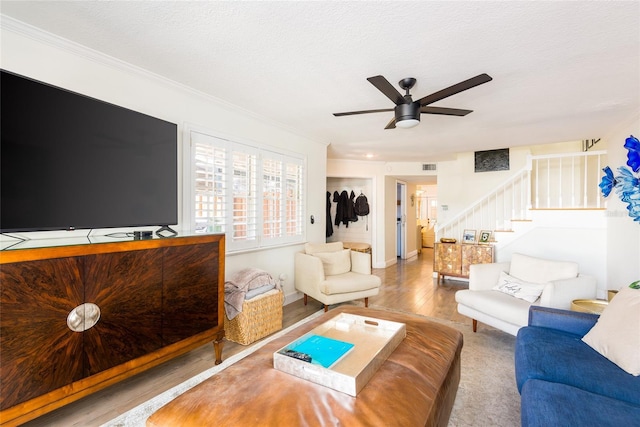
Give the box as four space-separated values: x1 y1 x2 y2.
273 312 406 396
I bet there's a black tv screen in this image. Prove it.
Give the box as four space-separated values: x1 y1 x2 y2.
1 70 178 233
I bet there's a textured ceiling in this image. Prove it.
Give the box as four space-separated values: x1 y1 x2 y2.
1 1 639 162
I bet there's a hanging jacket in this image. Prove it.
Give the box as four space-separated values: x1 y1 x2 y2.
334 190 351 227
333 191 343 227
326 191 333 237
348 191 358 223
333 190 359 227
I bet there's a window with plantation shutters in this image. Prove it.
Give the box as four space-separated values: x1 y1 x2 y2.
187 128 305 251
262 157 282 240
231 150 258 246
285 161 304 237
193 135 227 234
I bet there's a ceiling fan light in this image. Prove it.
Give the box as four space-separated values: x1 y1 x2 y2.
396 118 420 129
394 102 421 129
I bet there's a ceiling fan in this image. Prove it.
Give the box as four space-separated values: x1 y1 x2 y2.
333 73 492 129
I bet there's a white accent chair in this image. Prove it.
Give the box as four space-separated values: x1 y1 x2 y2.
295 242 381 312
455 253 597 336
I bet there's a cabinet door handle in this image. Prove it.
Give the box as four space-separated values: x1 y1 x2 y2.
67 303 101 332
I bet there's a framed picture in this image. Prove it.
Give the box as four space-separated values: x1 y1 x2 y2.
474 148 509 172
462 229 477 244
479 230 493 244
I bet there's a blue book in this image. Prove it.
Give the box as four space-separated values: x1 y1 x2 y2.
288 335 354 368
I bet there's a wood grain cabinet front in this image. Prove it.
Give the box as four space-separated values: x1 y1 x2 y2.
434 242 493 283
0 257 85 410
434 243 462 276
83 249 164 377
461 245 493 277
0 234 225 427
162 242 220 345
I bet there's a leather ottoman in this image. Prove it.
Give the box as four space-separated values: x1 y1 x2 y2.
147 306 463 427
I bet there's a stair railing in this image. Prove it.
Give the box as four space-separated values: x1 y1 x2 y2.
436 150 608 241
531 150 607 209
436 167 532 241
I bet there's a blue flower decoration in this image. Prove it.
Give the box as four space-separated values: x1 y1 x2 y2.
599 166 617 197
615 167 640 202
625 135 640 172
627 201 640 222
600 135 640 222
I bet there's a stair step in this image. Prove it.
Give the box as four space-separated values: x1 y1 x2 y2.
529 208 606 211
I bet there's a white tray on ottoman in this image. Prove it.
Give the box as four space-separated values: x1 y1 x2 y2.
273 312 406 396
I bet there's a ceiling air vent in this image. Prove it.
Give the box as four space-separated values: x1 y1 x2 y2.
422 163 437 171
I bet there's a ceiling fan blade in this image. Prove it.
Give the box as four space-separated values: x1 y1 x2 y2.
333 108 393 117
367 75 407 105
420 106 473 116
384 117 396 129
417 73 492 107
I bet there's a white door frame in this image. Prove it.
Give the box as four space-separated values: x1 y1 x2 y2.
397 180 407 259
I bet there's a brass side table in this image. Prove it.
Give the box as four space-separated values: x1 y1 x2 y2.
571 299 609 315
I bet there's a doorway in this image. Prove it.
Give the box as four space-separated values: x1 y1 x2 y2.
396 181 407 259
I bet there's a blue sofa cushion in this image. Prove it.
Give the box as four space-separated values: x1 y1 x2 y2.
521 379 640 427
516 325 640 406
528 305 598 336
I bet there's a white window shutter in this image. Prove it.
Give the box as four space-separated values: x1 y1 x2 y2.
189 129 305 251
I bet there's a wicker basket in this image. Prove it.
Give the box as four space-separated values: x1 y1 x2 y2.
225 289 283 345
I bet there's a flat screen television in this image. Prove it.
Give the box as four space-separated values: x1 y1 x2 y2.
1 70 178 233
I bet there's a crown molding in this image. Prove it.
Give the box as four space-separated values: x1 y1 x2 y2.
0 14 327 146
1 14 166 84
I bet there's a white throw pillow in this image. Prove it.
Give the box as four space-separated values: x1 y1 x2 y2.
314 249 351 276
493 271 546 303
582 285 640 376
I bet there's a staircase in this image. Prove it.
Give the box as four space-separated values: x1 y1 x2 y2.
436 150 608 249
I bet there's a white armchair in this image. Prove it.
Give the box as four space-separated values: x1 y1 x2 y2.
295 242 381 312
455 253 597 336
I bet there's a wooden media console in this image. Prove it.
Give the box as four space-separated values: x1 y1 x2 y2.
0 233 225 426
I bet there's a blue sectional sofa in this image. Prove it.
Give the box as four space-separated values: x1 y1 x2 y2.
515 306 640 426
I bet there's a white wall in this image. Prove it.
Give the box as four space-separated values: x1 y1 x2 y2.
602 114 640 289
436 146 532 224
1 20 327 302
384 161 438 179
529 140 584 155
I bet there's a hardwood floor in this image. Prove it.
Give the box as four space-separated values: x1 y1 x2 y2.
368 248 469 323
23 248 470 427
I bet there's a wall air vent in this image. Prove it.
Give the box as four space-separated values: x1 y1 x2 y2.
422 163 437 171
